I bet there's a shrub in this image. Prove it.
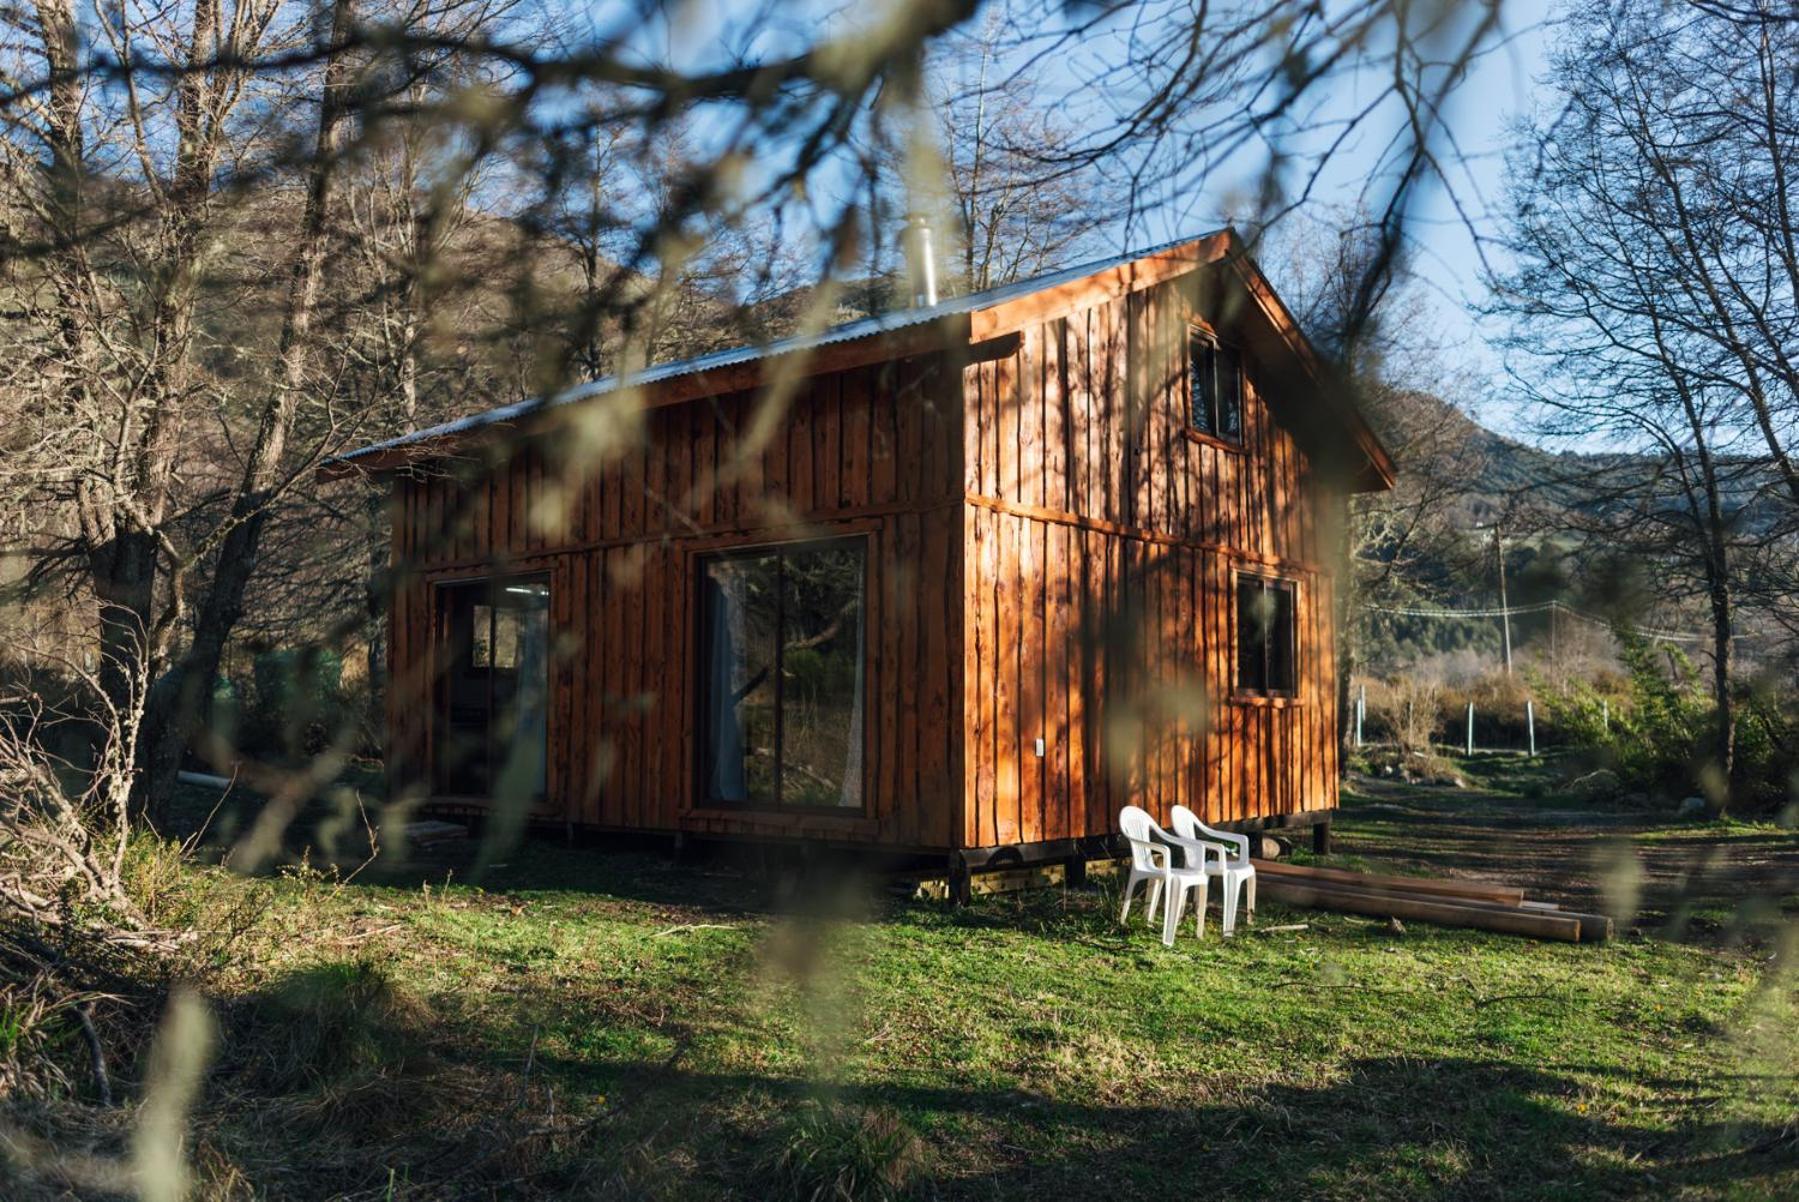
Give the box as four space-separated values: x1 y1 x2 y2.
1565 768 1624 804
1545 632 1797 813
1357 745 1467 787
207 674 243 753
1368 675 1443 757
1735 687 1799 814
761 1100 924 1202
1361 663 1555 752
242 647 345 760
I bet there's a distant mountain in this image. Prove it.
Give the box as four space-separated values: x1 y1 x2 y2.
1359 390 1571 531
1380 390 1784 536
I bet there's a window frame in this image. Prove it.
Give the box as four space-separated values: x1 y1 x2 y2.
1234 571 1299 700
1187 325 1244 446
694 533 871 815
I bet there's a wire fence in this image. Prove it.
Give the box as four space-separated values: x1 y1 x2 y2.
1348 683 1616 757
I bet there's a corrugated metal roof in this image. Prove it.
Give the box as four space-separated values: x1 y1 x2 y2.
336 230 1224 462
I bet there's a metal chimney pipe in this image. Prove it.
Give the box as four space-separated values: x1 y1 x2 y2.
902 212 939 308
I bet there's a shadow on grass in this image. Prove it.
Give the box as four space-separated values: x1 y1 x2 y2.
164 778 795 914
167 766 1797 949
509 1053 1798 1199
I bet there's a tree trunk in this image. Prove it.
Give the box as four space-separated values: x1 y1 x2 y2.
1707 577 1735 815
1331 492 1360 765
137 0 355 820
39 1 168 747
81 506 158 727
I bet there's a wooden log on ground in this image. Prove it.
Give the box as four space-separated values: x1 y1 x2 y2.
1253 859 1526 907
1256 878 1585 943
1573 914 1614 943
1515 901 1615 941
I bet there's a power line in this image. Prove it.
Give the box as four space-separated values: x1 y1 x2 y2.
1361 598 1763 645
1365 601 1558 620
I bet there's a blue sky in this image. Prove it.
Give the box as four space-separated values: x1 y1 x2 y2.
587 0 1560 436
1098 0 1560 438
948 0 1562 437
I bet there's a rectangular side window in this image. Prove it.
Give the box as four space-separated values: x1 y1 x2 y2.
1190 334 1218 436
1236 573 1297 696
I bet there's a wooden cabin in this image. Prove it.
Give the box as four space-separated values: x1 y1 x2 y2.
340 229 1394 882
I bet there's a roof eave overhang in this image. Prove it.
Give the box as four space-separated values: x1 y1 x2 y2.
326 226 1396 494
324 311 978 477
1220 242 1396 494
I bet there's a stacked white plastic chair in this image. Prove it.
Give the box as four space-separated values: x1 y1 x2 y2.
1117 805 1216 946
1170 804 1257 936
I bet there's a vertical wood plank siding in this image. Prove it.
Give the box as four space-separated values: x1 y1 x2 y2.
385 263 1351 856
388 355 966 850
959 274 1340 850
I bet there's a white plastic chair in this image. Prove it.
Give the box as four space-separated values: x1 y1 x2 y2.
1170 804 1257 936
1117 805 1211 945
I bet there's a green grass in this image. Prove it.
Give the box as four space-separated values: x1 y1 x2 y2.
17 766 1799 1200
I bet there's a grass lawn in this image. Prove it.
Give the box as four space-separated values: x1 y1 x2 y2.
9 758 1796 1200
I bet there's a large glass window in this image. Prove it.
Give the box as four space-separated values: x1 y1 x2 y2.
434 576 550 800
1189 329 1243 440
700 539 866 809
1236 573 1297 696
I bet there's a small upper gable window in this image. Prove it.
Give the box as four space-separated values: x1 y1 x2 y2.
1189 328 1243 441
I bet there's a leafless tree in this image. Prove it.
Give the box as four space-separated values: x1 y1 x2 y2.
1486 0 1799 806
1542 0 1799 513
925 8 1118 292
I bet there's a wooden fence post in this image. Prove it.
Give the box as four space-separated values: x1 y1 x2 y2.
1466 702 1475 757
1526 700 1536 757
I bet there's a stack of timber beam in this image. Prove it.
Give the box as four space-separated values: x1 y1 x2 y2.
1252 860 1613 943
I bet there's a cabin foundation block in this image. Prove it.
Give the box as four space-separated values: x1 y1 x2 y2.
946 852 973 906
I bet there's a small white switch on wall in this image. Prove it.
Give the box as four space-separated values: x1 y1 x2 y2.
1034 737 1046 758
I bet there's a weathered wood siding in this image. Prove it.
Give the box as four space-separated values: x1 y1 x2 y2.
389 354 965 849
961 274 1339 850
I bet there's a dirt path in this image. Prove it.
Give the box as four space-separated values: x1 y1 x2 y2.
1334 774 1799 941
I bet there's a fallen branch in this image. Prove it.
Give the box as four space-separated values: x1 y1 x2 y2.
74 1001 112 1106
1473 992 1563 1009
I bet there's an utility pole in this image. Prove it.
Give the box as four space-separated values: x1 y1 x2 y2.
1477 522 1513 676
1496 528 1513 675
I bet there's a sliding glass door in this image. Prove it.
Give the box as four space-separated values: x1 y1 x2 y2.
434 575 551 801
700 539 866 810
